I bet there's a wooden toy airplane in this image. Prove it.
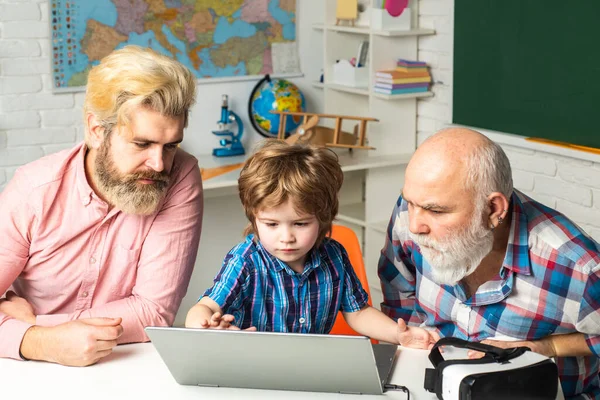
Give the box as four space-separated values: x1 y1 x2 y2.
200 111 378 181
273 111 378 150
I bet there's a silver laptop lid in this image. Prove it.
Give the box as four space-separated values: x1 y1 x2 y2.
145 327 397 395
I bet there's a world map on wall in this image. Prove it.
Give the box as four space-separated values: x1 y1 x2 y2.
50 0 297 91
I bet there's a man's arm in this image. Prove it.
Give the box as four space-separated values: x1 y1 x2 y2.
0 169 38 360
0 168 126 365
474 333 592 358
476 256 600 359
551 333 594 357
34 162 204 344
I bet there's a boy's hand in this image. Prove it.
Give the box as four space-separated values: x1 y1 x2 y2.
198 312 235 329
396 318 440 350
196 312 258 331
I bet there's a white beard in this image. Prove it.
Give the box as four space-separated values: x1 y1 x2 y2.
409 212 494 286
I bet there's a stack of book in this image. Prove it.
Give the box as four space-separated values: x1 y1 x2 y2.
374 59 431 95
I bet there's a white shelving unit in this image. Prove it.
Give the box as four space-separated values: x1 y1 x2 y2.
176 2 436 323
308 1 435 303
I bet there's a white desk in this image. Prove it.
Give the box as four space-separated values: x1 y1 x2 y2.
0 343 565 400
0 343 433 400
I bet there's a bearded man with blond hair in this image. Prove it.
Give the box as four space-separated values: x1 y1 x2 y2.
379 128 600 399
0 46 203 367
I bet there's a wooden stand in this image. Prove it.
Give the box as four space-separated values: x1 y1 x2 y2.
272 111 377 150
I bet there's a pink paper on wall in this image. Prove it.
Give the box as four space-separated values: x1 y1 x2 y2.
385 0 409 17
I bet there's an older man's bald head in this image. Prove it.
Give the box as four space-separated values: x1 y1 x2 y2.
407 127 513 200
410 128 494 176
420 127 492 153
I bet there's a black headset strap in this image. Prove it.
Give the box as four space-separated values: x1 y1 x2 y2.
428 337 530 367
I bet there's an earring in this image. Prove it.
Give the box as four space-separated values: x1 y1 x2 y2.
498 216 504 225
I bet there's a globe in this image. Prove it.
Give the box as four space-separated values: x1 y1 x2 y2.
249 75 306 138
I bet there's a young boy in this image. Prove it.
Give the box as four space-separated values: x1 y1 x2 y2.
186 140 438 347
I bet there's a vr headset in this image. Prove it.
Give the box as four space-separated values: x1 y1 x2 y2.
423 337 558 400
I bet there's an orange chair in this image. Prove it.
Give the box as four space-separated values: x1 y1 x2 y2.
328 224 377 342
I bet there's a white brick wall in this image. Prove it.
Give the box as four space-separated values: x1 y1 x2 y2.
417 0 600 242
0 3 41 21
0 39 41 57
0 1 78 192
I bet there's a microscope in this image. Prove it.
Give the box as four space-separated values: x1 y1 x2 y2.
212 94 245 157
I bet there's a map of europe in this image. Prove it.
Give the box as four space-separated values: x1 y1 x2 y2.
50 0 297 90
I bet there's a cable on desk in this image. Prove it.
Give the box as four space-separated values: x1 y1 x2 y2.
384 384 410 400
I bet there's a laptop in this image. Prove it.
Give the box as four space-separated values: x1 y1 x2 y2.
145 327 398 395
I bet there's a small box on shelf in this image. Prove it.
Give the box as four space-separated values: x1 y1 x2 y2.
332 59 369 88
370 7 411 31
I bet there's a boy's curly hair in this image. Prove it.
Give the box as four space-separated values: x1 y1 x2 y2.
238 140 344 247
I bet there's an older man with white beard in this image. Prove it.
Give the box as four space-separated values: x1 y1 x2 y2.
378 128 600 400
0 46 203 367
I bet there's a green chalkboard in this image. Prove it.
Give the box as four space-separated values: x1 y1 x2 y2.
453 1 600 149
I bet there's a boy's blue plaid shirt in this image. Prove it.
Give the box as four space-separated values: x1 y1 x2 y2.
203 234 369 334
378 190 600 400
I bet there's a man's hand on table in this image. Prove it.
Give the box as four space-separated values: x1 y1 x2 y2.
20 318 124 367
467 337 556 359
468 333 592 359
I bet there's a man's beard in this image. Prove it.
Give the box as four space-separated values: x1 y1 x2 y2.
409 203 494 286
94 139 170 215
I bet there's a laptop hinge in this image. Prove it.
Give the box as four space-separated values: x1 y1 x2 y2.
197 383 220 387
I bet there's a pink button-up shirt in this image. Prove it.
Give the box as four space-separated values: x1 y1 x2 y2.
0 143 203 359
